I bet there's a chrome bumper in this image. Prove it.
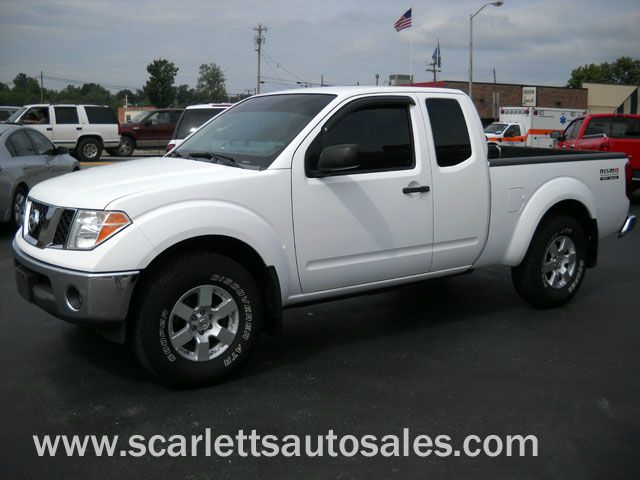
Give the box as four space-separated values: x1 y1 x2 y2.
619 214 636 238
12 239 139 326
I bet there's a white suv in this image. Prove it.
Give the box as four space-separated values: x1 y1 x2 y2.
7 104 120 162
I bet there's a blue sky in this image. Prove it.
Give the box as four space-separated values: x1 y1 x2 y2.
0 0 638 95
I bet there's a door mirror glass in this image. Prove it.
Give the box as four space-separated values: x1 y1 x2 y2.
550 131 560 140
316 144 361 175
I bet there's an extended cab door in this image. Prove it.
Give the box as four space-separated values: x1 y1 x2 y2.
291 95 434 293
418 93 490 271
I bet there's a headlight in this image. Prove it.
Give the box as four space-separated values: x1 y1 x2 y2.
67 210 131 250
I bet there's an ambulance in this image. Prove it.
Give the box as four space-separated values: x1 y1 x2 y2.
484 107 587 148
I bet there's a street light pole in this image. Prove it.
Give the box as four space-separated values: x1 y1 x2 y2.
468 1 503 100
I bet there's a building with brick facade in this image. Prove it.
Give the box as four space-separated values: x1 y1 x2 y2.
411 80 588 124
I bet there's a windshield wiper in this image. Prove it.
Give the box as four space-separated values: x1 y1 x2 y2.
180 151 244 168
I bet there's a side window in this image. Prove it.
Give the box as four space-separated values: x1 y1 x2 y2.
85 106 118 124
305 102 414 176
5 139 18 157
584 118 611 136
425 98 472 167
22 107 50 125
26 129 54 155
625 118 640 137
54 107 79 125
565 119 583 140
150 112 170 125
505 125 520 137
8 131 36 157
170 111 182 123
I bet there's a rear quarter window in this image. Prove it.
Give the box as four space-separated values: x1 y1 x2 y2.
425 98 472 167
85 106 118 124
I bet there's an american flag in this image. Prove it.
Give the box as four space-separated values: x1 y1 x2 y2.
394 8 412 32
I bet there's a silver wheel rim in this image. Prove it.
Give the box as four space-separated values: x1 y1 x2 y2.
119 139 133 155
169 284 239 362
13 191 26 226
543 235 577 289
83 143 98 159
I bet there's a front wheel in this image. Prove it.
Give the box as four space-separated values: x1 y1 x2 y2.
116 136 135 157
131 252 264 387
512 215 587 308
11 186 28 231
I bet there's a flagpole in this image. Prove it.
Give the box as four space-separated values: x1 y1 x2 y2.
409 5 414 81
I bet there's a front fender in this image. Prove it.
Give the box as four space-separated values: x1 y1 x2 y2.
134 200 295 300
502 177 597 266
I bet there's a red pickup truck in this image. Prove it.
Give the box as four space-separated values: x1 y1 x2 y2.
555 113 640 186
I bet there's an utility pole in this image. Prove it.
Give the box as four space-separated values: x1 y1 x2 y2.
492 67 498 119
426 62 441 82
375 74 379 86
40 70 44 103
321 74 324 87
253 24 267 94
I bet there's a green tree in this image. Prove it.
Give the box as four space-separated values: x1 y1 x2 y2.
143 58 178 107
567 56 640 88
8 73 42 104
175 84 197 107
195 63 227 102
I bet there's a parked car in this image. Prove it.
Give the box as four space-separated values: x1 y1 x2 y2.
554 113 640 187
113 109 183 156
12 87 635 386
0 124 79 229
166 103 233 152
6 104 120 162
0 106 20 122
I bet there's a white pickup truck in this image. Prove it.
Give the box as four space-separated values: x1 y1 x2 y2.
12 87 636 386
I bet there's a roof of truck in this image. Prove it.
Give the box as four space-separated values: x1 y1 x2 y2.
256 86 465 97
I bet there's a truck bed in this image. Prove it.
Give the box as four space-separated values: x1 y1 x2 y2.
488 145 627 165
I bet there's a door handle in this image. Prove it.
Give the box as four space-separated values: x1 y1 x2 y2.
46 127 53 131
403 185 430 194
76 127 82 131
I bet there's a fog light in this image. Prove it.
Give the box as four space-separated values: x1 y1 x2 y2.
66 286 82 311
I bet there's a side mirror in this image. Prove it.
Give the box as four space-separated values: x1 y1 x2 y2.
315 144 361 175
54 146 68 155
550 131 560 140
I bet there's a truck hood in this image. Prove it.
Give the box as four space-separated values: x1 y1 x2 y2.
29 157 254 210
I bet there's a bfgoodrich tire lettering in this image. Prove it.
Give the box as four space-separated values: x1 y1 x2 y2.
512 214 587 308
131 252 263 387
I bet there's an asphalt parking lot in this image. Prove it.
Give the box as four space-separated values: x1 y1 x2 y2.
1 186 639 478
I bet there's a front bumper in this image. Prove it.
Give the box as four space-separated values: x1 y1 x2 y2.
12 238 139 326
619 214 636 238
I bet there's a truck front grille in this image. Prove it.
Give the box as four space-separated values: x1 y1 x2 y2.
24 201 76 249
51 209 76 247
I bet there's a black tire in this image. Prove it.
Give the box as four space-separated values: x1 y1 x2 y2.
512 214 587 308
105 147 120 156
11 186 28 231
131 251 264 387
76 138 102 162
116 136 135 157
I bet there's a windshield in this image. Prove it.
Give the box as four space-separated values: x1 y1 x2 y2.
175 108 227 140
7 107 27 123
172 94 335 169
129 111 150 123
484 123 507 134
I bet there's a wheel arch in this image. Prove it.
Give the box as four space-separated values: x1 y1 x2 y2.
131 235 282 336
503 177 598 267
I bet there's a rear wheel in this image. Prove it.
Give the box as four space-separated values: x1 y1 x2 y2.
11 186 28 231
76 138 102 162
512 214 587 308
131 252 264 387
116 136 135 157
